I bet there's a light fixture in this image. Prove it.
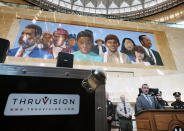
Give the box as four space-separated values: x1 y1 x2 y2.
82 70 106 93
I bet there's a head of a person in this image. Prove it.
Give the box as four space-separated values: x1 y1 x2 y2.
173 92 181 101
53 28 69 47
18 24 42 49
77 29 94 54
134 46 147 61
68 34 77 47
120 95 125 102
141 84 149 95
156 91 162 100
139 35 152 49
121 38 136 54
95 39 104 46
105 34 120 53
41 31 53 47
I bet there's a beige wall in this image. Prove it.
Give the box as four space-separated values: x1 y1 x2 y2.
0 5 184 104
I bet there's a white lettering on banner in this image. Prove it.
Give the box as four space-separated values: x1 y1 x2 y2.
4 93 80 116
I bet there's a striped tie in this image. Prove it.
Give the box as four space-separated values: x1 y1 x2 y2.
148 50 155 64
146 95 152 107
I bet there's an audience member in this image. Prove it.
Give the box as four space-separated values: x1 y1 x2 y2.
132 46 151 66
92 39 106 55
120 38 136 62
8 24 53 59
156 91 169 107
135 84 162 113
101 34 131 64
106 92 115 131
117 95 133 131
139 35 163 65
71 29 103 62
171 92 184 109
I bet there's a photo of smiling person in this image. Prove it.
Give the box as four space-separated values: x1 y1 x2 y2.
120 38 136 63
71 29 103 62
132 46 150 66
139 35 163 65
101 34 131 64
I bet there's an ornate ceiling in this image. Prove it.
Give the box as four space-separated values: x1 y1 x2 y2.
45 0 169 14
25 0 184 19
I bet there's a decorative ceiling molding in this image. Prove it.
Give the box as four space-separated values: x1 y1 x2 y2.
24 0 184 20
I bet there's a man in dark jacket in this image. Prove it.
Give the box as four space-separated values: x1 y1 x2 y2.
171 92 184 109
106 92 115 131
139 35 163 66
92 39 106 55
156 91 169 107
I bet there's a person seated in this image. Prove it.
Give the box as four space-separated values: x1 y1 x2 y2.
171 92 184 109
156 91 169 107
101 34 131 64
71 29 103 62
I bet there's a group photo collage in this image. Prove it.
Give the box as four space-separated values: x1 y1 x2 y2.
7 19 163 66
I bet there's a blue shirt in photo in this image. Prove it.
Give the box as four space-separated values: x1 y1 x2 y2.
71 51 103 62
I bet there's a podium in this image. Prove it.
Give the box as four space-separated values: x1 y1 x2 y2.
0 64 107 131
135 109 184 131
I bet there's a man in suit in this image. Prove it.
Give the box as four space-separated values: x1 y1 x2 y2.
135 84 162 113
139 35 163 66
8 24 53 59
106 92 115 131
92 39 106 55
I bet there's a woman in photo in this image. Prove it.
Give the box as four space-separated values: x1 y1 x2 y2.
120 38 136 63
132 46 151 66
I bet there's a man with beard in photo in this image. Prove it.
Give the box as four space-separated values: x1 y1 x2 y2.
8 24 53 59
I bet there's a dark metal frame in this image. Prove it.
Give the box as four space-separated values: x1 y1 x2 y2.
0 63 106 131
